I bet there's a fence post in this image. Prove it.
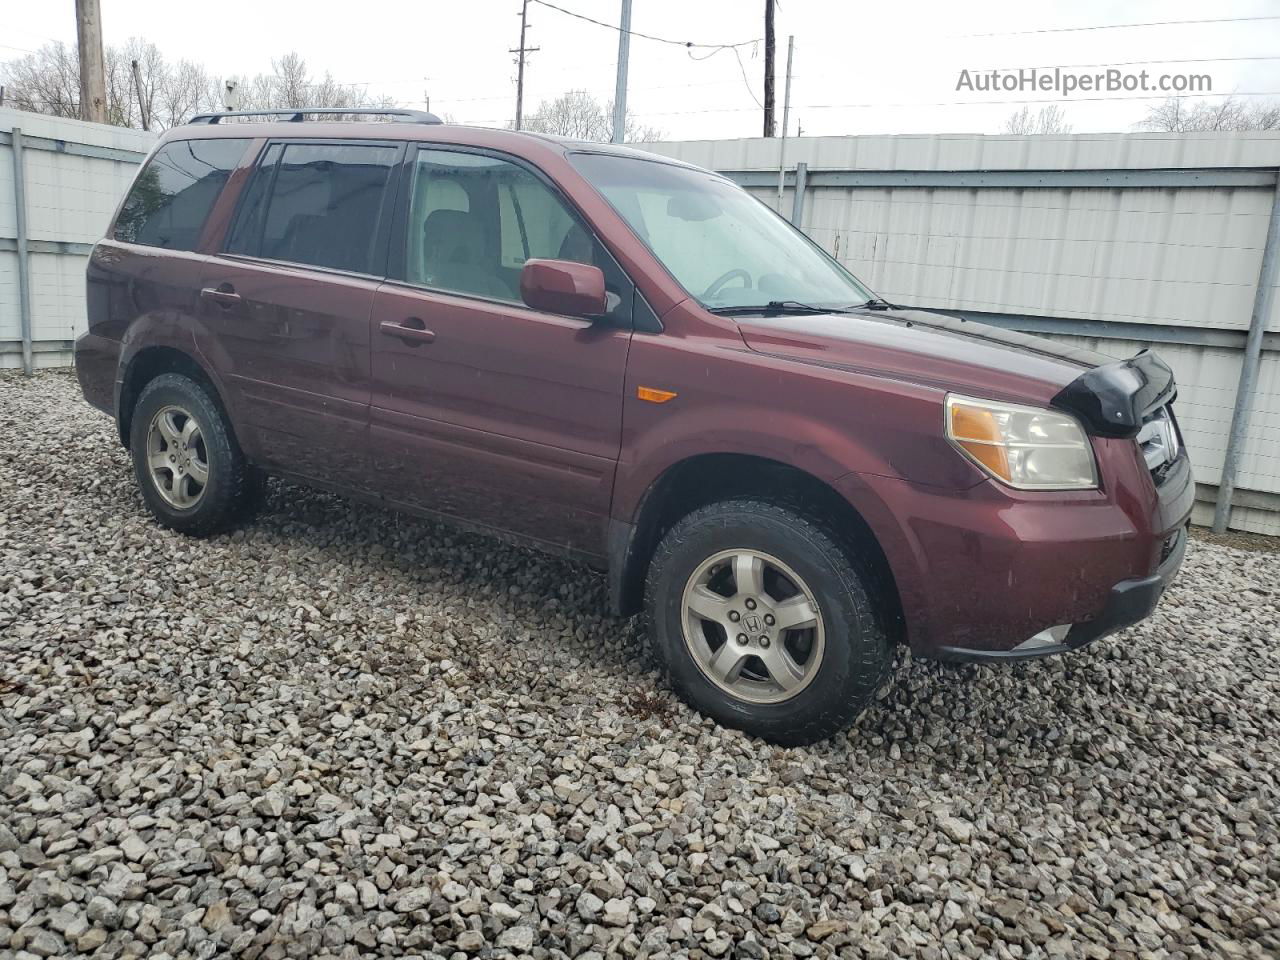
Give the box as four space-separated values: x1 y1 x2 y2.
790 161 807 225
1213 172 1280 533
11 127 33 376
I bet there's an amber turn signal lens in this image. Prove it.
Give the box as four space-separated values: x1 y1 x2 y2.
637 386 678 404
956 437 1012 482
949 404 1002 444
947 403 1012 481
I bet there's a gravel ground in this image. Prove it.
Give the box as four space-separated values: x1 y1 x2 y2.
2 370 1278 960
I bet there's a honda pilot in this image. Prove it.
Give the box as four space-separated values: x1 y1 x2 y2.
75 108 1194 744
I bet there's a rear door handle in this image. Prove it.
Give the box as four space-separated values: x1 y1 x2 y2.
380 319 436 344
200 284 241 307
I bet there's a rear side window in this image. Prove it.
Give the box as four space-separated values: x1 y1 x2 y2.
114 138 249 250
225 142 399 275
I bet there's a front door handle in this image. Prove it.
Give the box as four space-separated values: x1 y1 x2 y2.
200 284 241 307
380 318 436 345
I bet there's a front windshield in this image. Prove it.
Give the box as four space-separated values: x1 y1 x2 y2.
570 152 873 311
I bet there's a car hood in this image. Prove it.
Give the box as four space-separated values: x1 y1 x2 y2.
736 307 1114 405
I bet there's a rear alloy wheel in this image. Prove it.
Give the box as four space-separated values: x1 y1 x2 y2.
129 373 262 536
145 405 210 510
647 500 893 745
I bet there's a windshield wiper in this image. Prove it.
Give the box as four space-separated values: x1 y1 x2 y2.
709 300 849 316
857 297 895 311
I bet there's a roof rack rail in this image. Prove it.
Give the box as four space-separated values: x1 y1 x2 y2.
186 107 443 125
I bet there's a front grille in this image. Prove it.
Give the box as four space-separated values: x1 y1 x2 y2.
1136 406 1180 480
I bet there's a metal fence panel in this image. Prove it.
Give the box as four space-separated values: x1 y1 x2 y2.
0 108 153 369
644 132 1280 534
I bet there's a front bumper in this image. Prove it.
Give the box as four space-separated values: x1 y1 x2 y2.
838 441 1194 660
934 521 1188 662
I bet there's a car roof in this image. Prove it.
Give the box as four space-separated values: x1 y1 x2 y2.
160 116 708 173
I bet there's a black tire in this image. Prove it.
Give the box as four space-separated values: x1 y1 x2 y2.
645 500 893 746
129 373 262 536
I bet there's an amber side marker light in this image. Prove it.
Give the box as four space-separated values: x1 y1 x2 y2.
637 386 678 404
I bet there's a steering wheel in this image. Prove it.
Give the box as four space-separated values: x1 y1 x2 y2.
701 268 752 301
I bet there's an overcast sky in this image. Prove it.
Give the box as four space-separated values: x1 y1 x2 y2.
5 0 1280 140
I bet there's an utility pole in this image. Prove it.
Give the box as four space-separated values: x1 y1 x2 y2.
775 35 794 210
131 60 150 131
75 0 107 123
611 0 633 143
763 0 775 137
511 0 539 130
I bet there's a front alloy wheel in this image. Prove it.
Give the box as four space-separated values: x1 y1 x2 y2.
646 500 893 745
682 549 825 703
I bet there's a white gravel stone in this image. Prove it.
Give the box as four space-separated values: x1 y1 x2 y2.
1 371 1277 959
490 901 523 924
603 896 633 926
497 924 535 951
937 815 974 844
394 886 432 913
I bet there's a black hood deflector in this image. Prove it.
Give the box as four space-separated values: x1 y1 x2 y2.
1050 349 1175 438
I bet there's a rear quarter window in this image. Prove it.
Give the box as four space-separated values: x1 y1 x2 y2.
113 139 250 250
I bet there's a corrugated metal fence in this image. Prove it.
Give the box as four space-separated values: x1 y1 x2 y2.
1 109 155 371
644 133 1280 536
2 114 1277 534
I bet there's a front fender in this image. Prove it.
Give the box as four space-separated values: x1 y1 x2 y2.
612 331 985 523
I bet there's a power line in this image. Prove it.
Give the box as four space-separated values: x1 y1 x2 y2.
623 89 1280 119
965 15 1280 38
169 51 1280 106
731 46 762 110
529 0 758 50
350 54 1280 112
984 55 1280 71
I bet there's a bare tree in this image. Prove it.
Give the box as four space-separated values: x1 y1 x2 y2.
520 89 662 142
235 52 394 112
270 52 308 109
1 42 392 129
1003 105 1072 135
154 59 219 129
0 42 81 117
1140 95 1280 132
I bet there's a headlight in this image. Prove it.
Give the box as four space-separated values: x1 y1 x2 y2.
945 394 1098 490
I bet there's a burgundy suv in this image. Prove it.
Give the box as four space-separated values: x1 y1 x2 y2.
75 109 1193 744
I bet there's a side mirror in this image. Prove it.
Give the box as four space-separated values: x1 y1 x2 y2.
520 259 607 319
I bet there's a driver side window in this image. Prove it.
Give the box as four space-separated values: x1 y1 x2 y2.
405 149 608 306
